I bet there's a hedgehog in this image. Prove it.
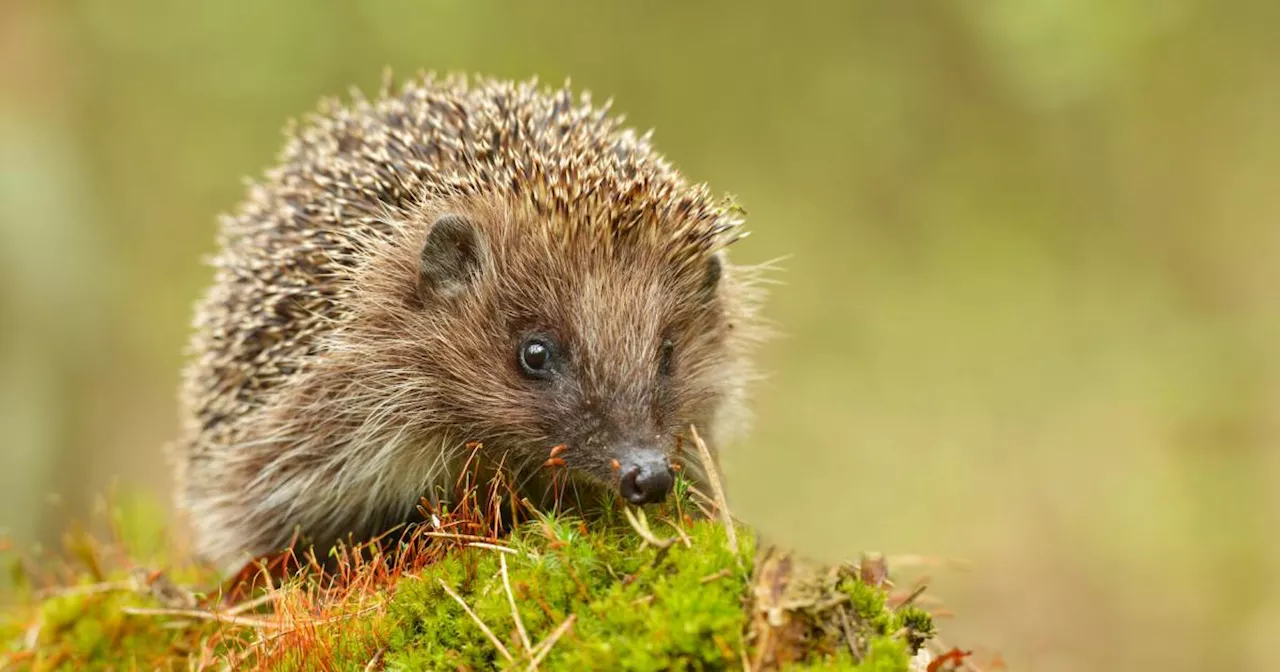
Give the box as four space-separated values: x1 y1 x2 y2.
172 74 768 573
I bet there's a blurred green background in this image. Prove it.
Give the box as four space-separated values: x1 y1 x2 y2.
2 1 1277 669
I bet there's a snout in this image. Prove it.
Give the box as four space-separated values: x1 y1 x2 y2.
617 449 674 505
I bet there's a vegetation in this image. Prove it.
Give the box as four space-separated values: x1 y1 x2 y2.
1 462 943 671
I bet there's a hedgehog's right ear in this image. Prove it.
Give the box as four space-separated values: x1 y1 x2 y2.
418 214 484 303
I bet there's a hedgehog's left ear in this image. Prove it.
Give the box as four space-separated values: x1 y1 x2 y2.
419 214 484 303
698 252 723 302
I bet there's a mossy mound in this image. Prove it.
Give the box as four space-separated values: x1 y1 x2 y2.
380 513 752 670
2 491 934 670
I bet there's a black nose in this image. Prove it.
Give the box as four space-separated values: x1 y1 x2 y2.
618 457 674 505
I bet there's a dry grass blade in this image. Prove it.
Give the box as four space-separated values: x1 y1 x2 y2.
421 531 502 544
23 613 44 651
437 578 513 663
501 554 532 653
224 591 282 616
688 425 739 558
527 614 576 670
623 505 678 567
121 607 277 629
838 605 861 661
622 506 673 550
684 485 719 520
663 518 693 547
699 568 733 584
363 647 385 672
468 541 518 554
891 584 929 611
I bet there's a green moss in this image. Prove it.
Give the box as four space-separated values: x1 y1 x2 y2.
6 581 226 670
380 515 753 671
785 641 909 671
2 490 927 670
843 574 892 636
856 636 913 672
896 606 936 653
836 572 934 654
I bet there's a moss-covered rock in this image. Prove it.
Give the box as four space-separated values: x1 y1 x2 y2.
1 489 933 670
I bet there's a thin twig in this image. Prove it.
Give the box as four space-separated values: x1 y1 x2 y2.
363 647 385 672
623 506 675 567
121 606 277 629
527 614 576 670
663 518 693 548
438 579 512 663
225 591 283 616
688 425 739 559
684 486 719 520
838 605 862 661
23 613 43 651
622 507 673 550
468 541 518 554
686 484 718 509
501 554 532 653
699 568 733 584
421 531 502 544
891 584 929 611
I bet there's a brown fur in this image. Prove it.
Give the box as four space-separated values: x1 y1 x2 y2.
172 74 768 572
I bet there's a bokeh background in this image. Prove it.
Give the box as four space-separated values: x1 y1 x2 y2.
2 2 1277 670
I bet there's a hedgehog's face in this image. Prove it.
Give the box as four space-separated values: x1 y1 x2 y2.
416 209 734 505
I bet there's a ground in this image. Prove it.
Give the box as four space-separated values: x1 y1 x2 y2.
1 462 947 671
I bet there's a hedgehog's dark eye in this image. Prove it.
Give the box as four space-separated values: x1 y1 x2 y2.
658 338 675 376
518 337 554 378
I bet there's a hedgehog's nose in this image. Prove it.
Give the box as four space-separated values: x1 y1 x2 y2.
618 453 674 505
